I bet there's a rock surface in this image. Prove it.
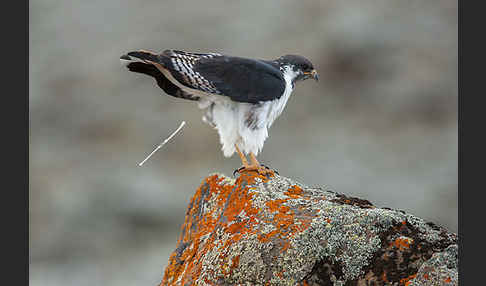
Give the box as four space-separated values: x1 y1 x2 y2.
160 172 457 286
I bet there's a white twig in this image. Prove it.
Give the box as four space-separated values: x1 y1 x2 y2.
138 121 186 166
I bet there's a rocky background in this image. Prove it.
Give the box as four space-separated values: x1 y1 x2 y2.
29 1 457 285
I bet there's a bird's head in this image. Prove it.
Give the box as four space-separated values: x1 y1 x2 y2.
277 55 319 83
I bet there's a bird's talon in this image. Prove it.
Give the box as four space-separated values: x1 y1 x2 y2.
258 164 279 175
233 166 246 176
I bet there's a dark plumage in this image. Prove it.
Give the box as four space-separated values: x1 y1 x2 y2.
124 60 198 101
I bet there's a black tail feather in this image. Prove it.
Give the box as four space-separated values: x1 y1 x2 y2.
123 61 199 101
125 50 161 63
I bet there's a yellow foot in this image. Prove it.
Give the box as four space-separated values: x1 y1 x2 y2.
232 148 276 176
236 164 275 176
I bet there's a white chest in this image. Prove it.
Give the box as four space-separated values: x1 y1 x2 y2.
265 69 295 128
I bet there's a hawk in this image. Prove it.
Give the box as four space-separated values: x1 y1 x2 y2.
120 49 318 174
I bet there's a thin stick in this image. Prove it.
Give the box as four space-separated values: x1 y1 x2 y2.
138 121 186 166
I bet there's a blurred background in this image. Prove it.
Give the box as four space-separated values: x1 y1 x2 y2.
29 0 457 285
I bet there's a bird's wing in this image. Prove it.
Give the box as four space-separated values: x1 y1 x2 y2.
163 50 286 104
160 50 225 95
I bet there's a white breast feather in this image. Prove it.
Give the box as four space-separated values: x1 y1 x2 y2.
266 67 296 128
199 66 297 157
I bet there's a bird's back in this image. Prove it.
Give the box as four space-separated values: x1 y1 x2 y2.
122 49 287 104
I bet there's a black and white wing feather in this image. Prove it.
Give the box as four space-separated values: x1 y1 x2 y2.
161 50 224 95
123 49 287 104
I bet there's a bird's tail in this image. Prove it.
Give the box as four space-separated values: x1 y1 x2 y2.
120 50 163 78
119 50 199 101
120 50 163 66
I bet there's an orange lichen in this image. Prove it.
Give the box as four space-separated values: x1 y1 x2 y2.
258 229 279 243
382 270 388 282
231 255 240 269
284 185 304 198
281 241 291 252
326 218 331 224
220 255 240 276
424 273 429 280
274 211 294 228
393 237 414 251
293 217 313 233
400 273 417 285
444 277 452 283
263 196 313 246
266 199 289 213
160 172 314 285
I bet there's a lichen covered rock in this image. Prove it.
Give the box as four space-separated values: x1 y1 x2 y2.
160 172 457 286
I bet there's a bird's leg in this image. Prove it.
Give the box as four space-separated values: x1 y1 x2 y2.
234 146 274 176
235 144 250 168
249 152 260 167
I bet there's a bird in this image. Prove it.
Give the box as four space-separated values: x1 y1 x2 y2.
120 49 318 174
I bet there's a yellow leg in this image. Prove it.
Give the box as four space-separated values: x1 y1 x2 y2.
249 152 260 167
235 145 250 168
234 146 273 176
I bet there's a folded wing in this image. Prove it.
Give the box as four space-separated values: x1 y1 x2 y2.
163 50 286 104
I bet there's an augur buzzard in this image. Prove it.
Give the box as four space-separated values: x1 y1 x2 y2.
120 49 318 174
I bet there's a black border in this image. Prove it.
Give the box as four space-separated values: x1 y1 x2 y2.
4 0 28 284
457 0 462 283
459 0 479 284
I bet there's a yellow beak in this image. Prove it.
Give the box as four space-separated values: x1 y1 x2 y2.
304 69 319 81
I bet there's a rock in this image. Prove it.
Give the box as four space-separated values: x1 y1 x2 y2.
159 172 457 286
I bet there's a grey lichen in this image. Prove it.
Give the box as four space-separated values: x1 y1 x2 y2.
408 244 458 286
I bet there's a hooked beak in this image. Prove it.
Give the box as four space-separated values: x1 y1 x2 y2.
304 69 319 81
